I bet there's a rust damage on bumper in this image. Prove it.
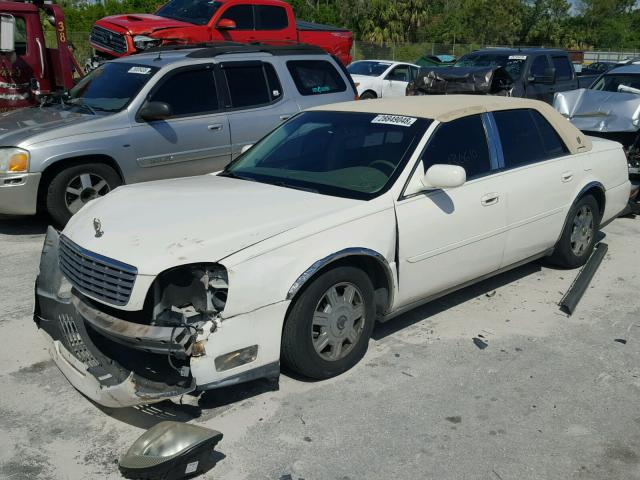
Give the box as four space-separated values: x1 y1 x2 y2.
34 227 196 407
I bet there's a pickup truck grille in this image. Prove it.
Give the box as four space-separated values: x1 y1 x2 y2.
59 235 137 306
90 25 128 54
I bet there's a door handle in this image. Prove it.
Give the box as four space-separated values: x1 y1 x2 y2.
208 124 223 131
561 171 574 182
481 193 500 206
279 114 292 121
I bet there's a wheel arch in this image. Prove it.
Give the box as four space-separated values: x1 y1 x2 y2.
554 181 606 246
37 154 124 207
285 248 395 318
360 89 378 99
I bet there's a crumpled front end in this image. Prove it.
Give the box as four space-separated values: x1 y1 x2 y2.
34 227 283 408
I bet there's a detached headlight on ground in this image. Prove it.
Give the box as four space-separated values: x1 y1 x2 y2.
0 147 29 174
133 35 161 50
119 421 223 480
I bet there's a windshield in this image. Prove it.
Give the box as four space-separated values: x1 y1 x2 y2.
455 53 527 80
347 61 392 77
156 0 222 25
222 111 429 200
68 62 159 112
590 73 640 94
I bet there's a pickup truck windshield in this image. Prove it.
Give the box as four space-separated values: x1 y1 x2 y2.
347 61 392 77
68 63 159 113
456 53 526 80
156 0 222 25
590 73 640 94
222 111 429 200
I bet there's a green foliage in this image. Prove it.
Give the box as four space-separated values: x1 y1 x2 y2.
60 0 640 51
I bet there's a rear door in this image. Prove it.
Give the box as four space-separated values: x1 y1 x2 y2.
130 64 232 181
551 55 579 92
219 59 297 158
489 108 577 267
526 54 554 102
395 114 507 306
381 64 412 98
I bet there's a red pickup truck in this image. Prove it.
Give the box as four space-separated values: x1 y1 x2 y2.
90 0 353 65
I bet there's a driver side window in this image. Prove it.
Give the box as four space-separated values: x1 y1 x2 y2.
148 67 218 118
220 5 254 30
387 65 410 82
421 115 492 179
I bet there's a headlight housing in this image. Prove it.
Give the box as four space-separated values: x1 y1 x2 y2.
0 147 29 174
133 35 162 51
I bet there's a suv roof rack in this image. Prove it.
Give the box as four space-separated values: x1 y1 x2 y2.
144 42 326 58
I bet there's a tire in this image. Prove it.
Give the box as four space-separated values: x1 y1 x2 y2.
45 162 122 227
549 194 600 268
281 265 376 379
360 91 377 100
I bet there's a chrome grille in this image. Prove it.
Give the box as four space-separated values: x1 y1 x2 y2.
90 25 128 54
59 235 137 306
59 314 99 368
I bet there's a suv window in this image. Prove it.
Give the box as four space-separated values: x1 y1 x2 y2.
220 4 254 29
387 65 411 82
286 60 347 96
530 55 549 77
149 67 218 117
223 62 282 108
421 114 492 179
493 109 567 168
552 56 573 81
255 5 288 30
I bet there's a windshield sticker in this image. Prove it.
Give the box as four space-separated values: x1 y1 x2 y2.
508 55 527 60
128 66 152 75
371 114 417 127
312 85 331 94
272 89 281 97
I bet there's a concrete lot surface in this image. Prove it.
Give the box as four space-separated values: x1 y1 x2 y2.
0 213 639 480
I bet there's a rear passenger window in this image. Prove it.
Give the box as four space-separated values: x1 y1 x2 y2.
223 62 282 108
220 5 254 29
421 114 491 179
149 67 218 117
287 60 347 96
552 56 573 81
255 5 288 30
493 109 567 168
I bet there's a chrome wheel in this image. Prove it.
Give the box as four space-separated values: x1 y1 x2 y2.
570 205 594 256
65 173 110 214
311 282 365 362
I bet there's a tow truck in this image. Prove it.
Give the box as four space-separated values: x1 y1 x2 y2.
0 0 82 110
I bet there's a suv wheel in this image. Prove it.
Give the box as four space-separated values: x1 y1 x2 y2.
549 194 600 268
281 265 375 379
45 163 121 227
360 91 377 100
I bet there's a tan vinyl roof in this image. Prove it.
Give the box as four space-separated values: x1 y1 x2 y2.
309 95 592 154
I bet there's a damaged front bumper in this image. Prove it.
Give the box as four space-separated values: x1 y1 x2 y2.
34 227 285 408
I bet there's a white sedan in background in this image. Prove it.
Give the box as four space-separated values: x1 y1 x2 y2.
348 60 419 99
35 96 631 408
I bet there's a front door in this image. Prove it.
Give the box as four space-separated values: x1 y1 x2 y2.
382 65 412 98
395 114 507 307
130 64 231 182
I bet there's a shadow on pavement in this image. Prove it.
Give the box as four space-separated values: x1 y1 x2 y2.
0 214 49 235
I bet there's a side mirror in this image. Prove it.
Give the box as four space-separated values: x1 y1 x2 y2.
217 18 237 30
240 144 253 154
139 101 172 122
0 15 15 53
422 164 466 189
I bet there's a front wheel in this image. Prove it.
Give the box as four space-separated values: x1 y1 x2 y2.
549 194 600 268
45 163 122 227
281 266 376 379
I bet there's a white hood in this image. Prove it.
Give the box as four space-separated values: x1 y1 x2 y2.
63 174 359 275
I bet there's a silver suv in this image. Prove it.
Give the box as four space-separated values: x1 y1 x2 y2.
0 44 356 225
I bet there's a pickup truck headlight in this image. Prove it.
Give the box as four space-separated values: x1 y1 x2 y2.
0 148 29 174
133 35 161 50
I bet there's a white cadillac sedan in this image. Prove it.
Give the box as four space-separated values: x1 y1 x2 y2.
35 96 631 408
348 60 419 99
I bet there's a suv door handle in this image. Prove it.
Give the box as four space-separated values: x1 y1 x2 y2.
561 171 574 182
481 193 500 206
208 124 223 131
279 114 292 121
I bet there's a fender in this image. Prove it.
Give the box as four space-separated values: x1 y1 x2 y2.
286 247 395 312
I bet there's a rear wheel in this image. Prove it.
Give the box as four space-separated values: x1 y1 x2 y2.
549 194 600 268
360 91 377 100
281 266 375 379
45 163 121 227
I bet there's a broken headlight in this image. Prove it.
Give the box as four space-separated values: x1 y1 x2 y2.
151 263 228 327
